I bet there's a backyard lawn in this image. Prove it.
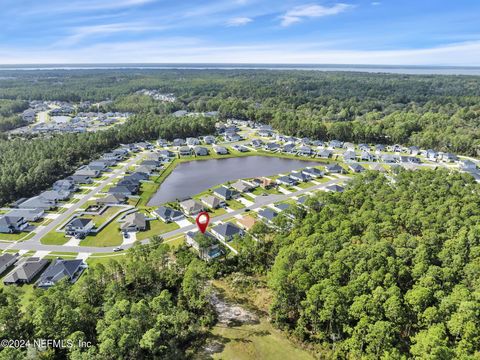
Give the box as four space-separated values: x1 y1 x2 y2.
40 230 68 245
80 217 123 247
136 220 179 241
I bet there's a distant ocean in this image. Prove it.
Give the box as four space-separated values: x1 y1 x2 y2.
0 64 480 75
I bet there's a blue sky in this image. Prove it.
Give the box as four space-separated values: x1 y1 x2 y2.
0 0 479 65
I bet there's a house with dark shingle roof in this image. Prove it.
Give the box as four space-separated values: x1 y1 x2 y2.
65 218 94 237
6 208 44 222
290 171 310 182
3 257 50 285
180 199 204 215
211 222 244 242
37 258 87 288
302 167 323 178
326 184 345 192
0 253 19 275
121 212 147 232
213 186 239 200
0 216 28 233
155 206 184 222
258 208 278 223
213 146 228 155
194 146 209 156
276 176 297 186
349 163 365 173
326 164 345 174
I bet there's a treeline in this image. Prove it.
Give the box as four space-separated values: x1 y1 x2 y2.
1 69 479 154
240 170 480 358
0 99 29 132
0 238 216 359
0 114 215 205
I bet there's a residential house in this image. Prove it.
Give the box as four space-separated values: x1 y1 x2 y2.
185 231 222 261
186 137 200 146
121 212 147 232
251 139 264 148
96 193 127 205
136 165 155 175
232 145 249 152
53 179 77 192
408 146 420 156
211 222 244 242
65 218 94 237
140 160 161 169
441 153 458 162
370 164 387 172
297 145 313 156
0 253 18 275
173 138 186 147
381 154 397 163
194 146 209 156
200 195 224 209
326 184 345 192
425 149 438 161
257 129 273 137
360 151 375 162
203 135 216 144
264 142 280 151
236 215 257 231
358 144 370 151
258 208 278 223
6 208 44 222
39 190 70 202
343 142 355 150
302 167 323 178
325 164 345 174
252 177 273 189
157 138 169 147
213 186 239 200
276 176 297 186
158 150 175 158
213 146 228 155
290 171 310 182
317 149 333 158
375 144 386 153
17 196 56 210
37 259 87 288
74 166 100 178
343 150 357 161
180 199 204 215
155 206 184 222
329 140 343 149
66 175 93 184
349 163 365 173
230 180 254 193
3 257 50 285
282 143 296 153
460 159 477 171
389 144 402 153
108 185 136 196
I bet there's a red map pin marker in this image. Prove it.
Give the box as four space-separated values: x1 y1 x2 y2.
195 211 210 234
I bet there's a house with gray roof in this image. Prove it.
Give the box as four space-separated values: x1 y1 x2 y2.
53 179 77 192
37 259 87 289
16 196 56 210
65 218 94 237
186 137 200 146
326 184 345 192
317 149 333 158
230 180 254 193
180 199 204 215
290 171 311 182
264 142 280 151
213 186 239 200
173 138 186 146
326 164 345 174
194 146 209 156
282 143 296 153
258 208 278 223
297 145 313 156
349 163 365 173
213 146 228 155
66 175 93 184
276 176 297 186
3 257 50 285
96 193 127 205
158 150 175 158
211 222 244 242
39 190 71 202
203 135 216 144
0 253 19 275
155 206 184 222
6 208 44 222
179 146 192 156
121 212 147 232
302 167 323 178
251 139 264 148
200 195 224 209
343 150 357 161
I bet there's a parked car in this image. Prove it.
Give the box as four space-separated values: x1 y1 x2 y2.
113 247 124 252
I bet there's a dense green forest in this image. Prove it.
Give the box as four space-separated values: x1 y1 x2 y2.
0 99 28 132
0 114 215 205
0 238 216 359
1 69 480 155
252 170 480 358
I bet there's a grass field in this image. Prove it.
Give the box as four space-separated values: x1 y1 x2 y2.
136 219 179 241
40 230 68 245
80 217 123 247
0 232 34 241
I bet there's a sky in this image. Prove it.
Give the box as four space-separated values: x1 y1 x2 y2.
0 0 479 65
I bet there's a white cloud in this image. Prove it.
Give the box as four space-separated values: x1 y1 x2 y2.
371 2 381 5
226 17 253 26
281 3 353 26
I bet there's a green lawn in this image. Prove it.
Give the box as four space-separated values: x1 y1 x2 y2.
210 318 314 360
82 206 123 227
41 230 68 245
0 232 34 241
136 220 179 241
208 207 228 217
80 218 123 247
227 199 245 210
137 182 160 207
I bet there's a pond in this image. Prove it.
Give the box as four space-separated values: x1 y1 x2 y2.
148 156 322 205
